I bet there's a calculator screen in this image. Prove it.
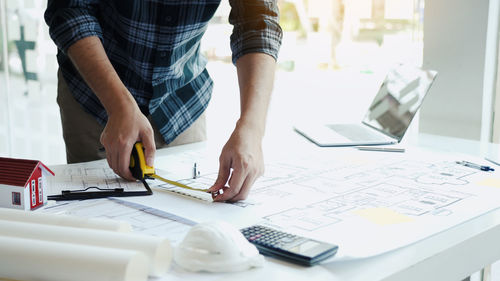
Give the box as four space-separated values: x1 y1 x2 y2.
288 241 320 254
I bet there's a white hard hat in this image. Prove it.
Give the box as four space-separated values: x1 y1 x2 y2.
174 221 265 272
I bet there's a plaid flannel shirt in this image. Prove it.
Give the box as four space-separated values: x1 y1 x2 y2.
45 0 282 143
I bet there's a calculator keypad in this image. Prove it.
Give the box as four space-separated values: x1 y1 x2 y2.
241 225 304 249
240 224 339 266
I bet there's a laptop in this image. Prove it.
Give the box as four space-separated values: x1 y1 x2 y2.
294 64 438 147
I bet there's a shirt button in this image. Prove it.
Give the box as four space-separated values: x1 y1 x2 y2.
165 16 172 22
160 52 167 57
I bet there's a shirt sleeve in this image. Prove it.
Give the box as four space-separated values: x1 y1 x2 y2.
228 0 283 65
44 0 103 53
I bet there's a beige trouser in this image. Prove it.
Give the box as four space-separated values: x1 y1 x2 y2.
57 71 207 164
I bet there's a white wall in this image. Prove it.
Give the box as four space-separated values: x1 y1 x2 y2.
420 0 491 140
0 184 26 210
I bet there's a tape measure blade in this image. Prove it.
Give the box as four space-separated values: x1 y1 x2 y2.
150 174 209 192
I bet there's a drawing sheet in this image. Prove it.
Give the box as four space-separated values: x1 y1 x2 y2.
119 145 500 260
41 199 193 246
46 161 148 196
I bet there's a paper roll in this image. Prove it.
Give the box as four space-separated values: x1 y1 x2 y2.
0 236 148 281
0 220 172 277
0 207 131 232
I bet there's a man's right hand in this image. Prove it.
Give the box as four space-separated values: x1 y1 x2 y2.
99 96 156 181
67 36 156 180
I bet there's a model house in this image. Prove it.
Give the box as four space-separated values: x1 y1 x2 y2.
0 157 54 210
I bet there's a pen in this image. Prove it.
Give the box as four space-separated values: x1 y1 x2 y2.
456 160 495 171
355 146 405 153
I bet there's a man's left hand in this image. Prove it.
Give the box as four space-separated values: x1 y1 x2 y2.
208 122 264 202
207 52 276 202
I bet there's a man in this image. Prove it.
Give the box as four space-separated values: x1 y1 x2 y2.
44 1 282 202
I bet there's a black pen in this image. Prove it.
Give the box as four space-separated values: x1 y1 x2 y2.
456 160 495 171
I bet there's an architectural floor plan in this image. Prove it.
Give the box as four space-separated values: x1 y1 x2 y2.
144 147 500 259
43 146 500 259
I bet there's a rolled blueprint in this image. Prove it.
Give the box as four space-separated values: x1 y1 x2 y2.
0 207 131 232
0 220 172 277
0 236 148 281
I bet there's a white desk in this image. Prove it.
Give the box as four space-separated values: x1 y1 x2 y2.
186 132 500 281
258 132 500 281
45 131 500 281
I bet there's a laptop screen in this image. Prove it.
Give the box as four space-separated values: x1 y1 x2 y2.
361 65 438 141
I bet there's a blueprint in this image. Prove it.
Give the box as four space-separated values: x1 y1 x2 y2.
46 161 150 196
41 198 194 246
42 144 500 260
131 146 500 259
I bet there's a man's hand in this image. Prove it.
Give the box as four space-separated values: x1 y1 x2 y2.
208 121 264 202
100 97 155 181
67 36 156 180
207 53 276 202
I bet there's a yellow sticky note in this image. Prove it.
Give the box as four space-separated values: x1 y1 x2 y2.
353 208 413 226
477 178 500 188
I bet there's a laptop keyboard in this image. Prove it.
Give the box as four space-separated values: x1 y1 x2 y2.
327 124 387 141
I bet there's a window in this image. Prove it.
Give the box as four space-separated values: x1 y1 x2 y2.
38 177 43 202
202 0 425 141
31 179 36 205
0 0 65 164
11 192 21 205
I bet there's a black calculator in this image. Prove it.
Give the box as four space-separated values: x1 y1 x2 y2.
240 225 338 266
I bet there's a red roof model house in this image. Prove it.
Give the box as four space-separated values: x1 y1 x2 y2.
0 157 55 210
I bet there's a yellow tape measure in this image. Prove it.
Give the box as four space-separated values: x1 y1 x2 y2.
129 142 209 192
148 173 208 192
